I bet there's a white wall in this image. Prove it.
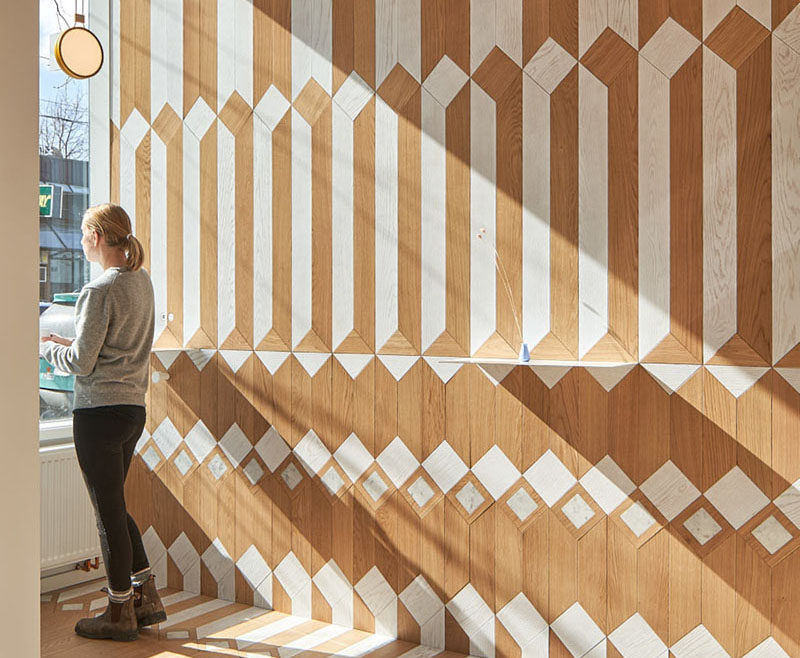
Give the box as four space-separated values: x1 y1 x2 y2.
0 1 41 655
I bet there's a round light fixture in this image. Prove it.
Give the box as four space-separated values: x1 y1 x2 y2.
54 11 103 80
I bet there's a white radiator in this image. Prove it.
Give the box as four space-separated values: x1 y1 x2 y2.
40 444 100 570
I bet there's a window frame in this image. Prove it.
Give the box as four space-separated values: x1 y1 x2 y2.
39 0 110 443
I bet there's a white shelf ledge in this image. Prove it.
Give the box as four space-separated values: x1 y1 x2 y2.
438 358 637 368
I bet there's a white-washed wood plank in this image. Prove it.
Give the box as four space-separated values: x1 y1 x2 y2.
234 0 253 105
376 0 397 87
496 0 523 66
470 81 497 354
150 0 166 120
119 111 149 233
738 0 770 29
111 0 120 127
578 65 608 358
253 114 273 347
522 74 550 348
218 0 236 107
151 133 168 342
375 96 399 350
150 0 182 118
217 120 237 345
775 4 800 52
608 0 637 48
704 0 736 39
292 0 333 98
579 0 608 58
638 58 671 359
398 0 421 80
773 37 800 363
471 0 496 74
332 102 355 350
291 108 313 348
703 46 737 361
421 88 447 353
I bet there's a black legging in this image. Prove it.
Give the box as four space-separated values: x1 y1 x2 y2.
73 404 150 593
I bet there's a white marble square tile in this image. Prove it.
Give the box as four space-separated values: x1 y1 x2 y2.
255 426 291 473
671 624 728 658
752 515 792 555
166 630 190 640
243 458 265 485
562 493 596 530
640 460 700 521
621 502 656 538
363 470 389 503
455 481 485 516
334 433 374 484
524 450 577 507
236 545 271 589
496 592 547 648
208 454 228 480
143 446 161 471
320 465 345 496
377 437 420 488
280 462 303 490
184 421 216 464
609 613 668 658
705 466 769 529
446 584 494 636
551 602 605 658
408 476 435 509
220 423 253 468
774 479 800 529
153 417 182 460
400 575 442 626
507 487 538 522
61 603 84 611
683 508 722 546
472 445 521 500
294 430 331 476
422 441 469 494
580 455 636 515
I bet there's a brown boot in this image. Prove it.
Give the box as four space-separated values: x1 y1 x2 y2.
133 575 167 627
74 596 138 641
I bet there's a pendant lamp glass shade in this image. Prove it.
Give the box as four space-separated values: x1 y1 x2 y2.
54 26 103 79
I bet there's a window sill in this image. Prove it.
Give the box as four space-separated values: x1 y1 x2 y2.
39 418 73 447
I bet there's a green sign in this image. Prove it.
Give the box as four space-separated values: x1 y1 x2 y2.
40 185 53 217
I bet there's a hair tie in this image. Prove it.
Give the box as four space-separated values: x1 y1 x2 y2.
125 233 132 241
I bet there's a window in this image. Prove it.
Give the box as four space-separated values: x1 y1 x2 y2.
39 1 91 423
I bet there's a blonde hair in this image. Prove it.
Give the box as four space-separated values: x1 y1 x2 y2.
82 203 145 271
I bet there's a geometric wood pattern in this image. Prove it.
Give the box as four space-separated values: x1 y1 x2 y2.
105 1 800 655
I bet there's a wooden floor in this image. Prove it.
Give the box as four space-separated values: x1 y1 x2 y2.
41 579 467 658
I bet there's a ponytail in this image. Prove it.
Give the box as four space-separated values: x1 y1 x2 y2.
125 234 145 271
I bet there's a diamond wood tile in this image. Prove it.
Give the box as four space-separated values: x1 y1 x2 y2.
740 504 800 567
671 496 735 558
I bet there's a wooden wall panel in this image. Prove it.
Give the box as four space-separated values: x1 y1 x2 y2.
113 0 800 654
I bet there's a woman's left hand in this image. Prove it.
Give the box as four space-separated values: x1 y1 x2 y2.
41 332 74 347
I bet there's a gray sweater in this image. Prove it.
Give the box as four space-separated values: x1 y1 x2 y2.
40 267 155 410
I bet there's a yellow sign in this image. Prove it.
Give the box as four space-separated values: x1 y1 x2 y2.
40 185 53 217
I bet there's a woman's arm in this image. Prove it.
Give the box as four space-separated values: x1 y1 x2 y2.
39 288 109 376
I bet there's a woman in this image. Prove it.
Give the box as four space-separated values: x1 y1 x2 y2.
40 203 166 641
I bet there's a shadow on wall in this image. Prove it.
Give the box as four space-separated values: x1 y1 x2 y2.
130 350 800 654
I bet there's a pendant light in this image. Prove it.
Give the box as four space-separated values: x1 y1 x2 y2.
54 1 104 80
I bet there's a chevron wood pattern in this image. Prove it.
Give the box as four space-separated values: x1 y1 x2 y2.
102 1 800 655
